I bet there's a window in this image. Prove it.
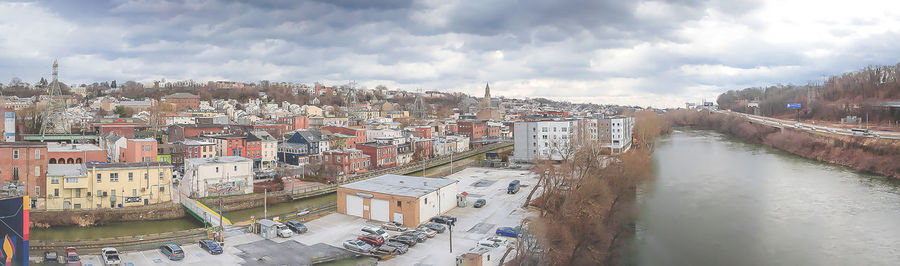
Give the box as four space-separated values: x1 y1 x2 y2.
97 190 102 197
12 167 18 180
53 188 59 197
97 173 102 183
159 187 165 192
144 173 149 180
66 177 78 183
128 172 134 181
35 150 40 159
75 189 81 198
159 171 165 180
132 189 137 196
397 201 401 207
234 166 238 171
215 167 219 173
425 198 428 204
110 173 119 182
51 177 60 184
35 186 40 196
143 145 152 151
74 204 81 209
13 150 18 159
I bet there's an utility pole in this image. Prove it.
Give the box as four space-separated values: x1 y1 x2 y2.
449 223 453 253
264 188 268 220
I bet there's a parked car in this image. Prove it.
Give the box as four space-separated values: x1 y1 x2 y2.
401 231 428 243
473 199 487 208
159 243 185 261
285 220 309 234
374 244 399 255
483 236 511 246
508 180 521 194
199 239 223 255
495 227 520 238
423 222 447 233
381 221 409 232
343 239 374 253
389 235 418 246
415 226 437 237
357 233 385 246
383 241 409 254
65 247 82 266
275 223 294 238
100 247 121 265
478 239 500 248
44 251 58 263
362 226 390 239
430 215 458 225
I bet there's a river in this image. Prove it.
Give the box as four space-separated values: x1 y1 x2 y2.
634 129 900 265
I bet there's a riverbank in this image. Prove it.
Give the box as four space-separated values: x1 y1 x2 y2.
664 110 900 178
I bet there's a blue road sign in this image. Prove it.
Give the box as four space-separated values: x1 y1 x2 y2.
787 103 802 109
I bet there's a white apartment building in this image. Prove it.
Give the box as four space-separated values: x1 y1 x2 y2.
512 120 580 161
182 156 254 198
604 116 634 154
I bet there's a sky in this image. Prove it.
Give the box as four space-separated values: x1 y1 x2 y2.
2 0 900 108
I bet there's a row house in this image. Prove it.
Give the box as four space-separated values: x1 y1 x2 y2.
322 126 366 148
411 138 434 161
356 142 397 169
168 124 232 142
180 139 217 165
323 149 371 176
45 162 173 210
181 156 254 198
279 116 310 131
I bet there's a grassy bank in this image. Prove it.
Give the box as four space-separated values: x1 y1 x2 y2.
664 110 900 178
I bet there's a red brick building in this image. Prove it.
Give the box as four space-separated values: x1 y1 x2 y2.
92 117 147 139
412 126 432 138
47 143 107 164
232 123 292 139
168 124 232 142
322 126 366 148
323 149 370 175
279 116 310 131
487 125 501 138
412 138 434 160
356 142 397 169
457 121 486 139
162 93 201 110
122 138 158 163
0 142 49 200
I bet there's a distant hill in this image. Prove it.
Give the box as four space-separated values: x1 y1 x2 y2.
717 63 900 123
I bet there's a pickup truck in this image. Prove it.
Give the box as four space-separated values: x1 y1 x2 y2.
100 247 121 265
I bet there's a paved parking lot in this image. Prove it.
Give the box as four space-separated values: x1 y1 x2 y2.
293 167 539 266
51 167 537 266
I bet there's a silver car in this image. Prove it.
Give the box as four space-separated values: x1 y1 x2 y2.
342 240 373 253
381 221 409 232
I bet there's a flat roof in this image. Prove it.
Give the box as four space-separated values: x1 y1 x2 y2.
339 174 457 198
185 156 252 165
47 143 104 152
86 162 173 170
47 164 88 177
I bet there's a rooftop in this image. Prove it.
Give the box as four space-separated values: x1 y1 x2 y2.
47 143 104 152
182 139 215 146
86 162 173 170
185 156 252 165
0 142 47 148
129 138 157 142
47 164 88 177
164 92 200 99
339 174 457 198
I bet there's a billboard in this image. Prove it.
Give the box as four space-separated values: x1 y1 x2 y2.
0 196 29 266
787 103 802 109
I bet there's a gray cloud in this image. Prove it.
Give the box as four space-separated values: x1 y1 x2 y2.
2 0 899 107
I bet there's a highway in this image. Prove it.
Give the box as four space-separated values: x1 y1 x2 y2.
720 110 900 140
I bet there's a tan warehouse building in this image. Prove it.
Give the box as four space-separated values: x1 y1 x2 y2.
337 174 457 227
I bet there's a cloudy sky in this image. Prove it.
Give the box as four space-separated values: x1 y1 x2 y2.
2 0 900 107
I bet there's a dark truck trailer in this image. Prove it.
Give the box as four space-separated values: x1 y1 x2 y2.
508 180 520 194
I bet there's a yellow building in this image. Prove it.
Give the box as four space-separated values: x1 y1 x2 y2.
45 162 174 210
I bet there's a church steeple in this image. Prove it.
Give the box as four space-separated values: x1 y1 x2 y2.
484 82 491 100
479 82 492 110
